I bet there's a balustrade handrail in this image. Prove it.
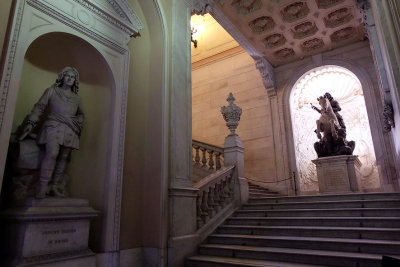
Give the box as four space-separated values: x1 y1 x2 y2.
192 139 224 154
194 165 235 192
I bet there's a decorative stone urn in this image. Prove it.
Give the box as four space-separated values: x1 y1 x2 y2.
221 92 242 136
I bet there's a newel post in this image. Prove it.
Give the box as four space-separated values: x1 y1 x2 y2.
221 93 249 204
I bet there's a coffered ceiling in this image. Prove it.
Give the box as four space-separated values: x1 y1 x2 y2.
214 0 365 66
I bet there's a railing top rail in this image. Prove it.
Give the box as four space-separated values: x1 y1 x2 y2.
192 139 224 154
193 165 235 191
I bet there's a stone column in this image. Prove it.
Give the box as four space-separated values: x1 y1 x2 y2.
168 1 214 266
221 93 248 204
369 0 400 186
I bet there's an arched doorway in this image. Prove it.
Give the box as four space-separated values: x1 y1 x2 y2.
290 65 381 193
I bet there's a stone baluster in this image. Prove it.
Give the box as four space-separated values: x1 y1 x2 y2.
196 194 203 228
200 147 207 168
207 149 214 170
212 183 221 212
207 185 217 218
215 152 222 170
193 145 200 165
201 189 212 222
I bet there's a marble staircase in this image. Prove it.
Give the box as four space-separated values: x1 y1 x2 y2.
186 192 400 266
248 183 280 198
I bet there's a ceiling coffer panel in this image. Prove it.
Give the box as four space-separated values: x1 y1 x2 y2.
215 0 365 66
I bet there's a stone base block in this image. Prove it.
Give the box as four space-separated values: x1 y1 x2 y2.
0 198 98 267
312 155 362 193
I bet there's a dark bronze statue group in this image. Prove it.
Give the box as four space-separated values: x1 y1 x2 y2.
311 92 355 158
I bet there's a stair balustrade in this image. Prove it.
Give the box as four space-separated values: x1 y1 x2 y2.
193 165 235 229
192 139 224 171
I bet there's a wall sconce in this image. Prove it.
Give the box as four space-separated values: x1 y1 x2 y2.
191 26 198 48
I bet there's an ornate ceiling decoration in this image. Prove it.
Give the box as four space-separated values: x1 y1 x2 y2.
215 0 365 66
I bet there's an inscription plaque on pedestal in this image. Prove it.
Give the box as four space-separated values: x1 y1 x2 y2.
0 198 98 267
312 155 362 193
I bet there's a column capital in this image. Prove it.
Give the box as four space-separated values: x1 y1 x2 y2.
254 56 276 97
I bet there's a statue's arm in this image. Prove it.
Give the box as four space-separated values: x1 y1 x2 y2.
76 101 84 125
27 88 51 123
310 103 321 113
18 88 51 141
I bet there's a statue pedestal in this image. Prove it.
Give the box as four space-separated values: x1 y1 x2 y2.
0 198 98 267
312 155 362 194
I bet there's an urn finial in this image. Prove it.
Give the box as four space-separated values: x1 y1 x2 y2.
221 93 242 135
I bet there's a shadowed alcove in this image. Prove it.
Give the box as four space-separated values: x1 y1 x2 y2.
11 32 115 251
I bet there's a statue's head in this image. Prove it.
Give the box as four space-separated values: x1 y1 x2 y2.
324 92 333 101
55 67 79 94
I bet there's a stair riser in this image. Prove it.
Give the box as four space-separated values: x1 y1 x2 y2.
207 236 400 255
248 191 277 194
247 194 400 204
243 201 400 209
198 247 380 267
249 194 280 198
233 209 400 217
217 227 400 241
225 219 400 228
186 260 245 267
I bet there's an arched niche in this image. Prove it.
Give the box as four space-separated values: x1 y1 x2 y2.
12 32 114 251
289 65 380 193
0 0 143 263
281 57 397 194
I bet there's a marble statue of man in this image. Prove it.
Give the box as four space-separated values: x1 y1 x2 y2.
19 67 84 198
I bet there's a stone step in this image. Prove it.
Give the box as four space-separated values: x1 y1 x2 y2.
225 217 400 228
249 193 280 198
197 244 383 267
248 187 277 193
243 199 400 209
247 193 400 204
233 208 400 217
207 234 400 255
216 225 400 241
186 255 323 267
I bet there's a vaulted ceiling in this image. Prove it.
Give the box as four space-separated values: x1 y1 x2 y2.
214 0 365 66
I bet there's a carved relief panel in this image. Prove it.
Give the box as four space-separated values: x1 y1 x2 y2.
301 38 324 52
324 7 354 28
231 0 262 15
330 26 355 42
291 21 318 39
263 33 286 49
248 16 275 33
280 2 310 23
316 0 345 9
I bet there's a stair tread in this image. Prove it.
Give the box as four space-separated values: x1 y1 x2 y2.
209 234 400 245
187 255 323 267
199 244 386 259
219 225 400 231
228 216 400 220
236 207 400 212
245 199 400 206
248 192 400 200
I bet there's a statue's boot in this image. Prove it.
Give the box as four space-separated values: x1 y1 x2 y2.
35 180 49 198
51 158 68 197
36 168 52 198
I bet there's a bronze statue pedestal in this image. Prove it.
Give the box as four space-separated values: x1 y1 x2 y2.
312 155 362 194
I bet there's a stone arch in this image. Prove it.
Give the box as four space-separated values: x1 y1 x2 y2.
281 57 397 194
